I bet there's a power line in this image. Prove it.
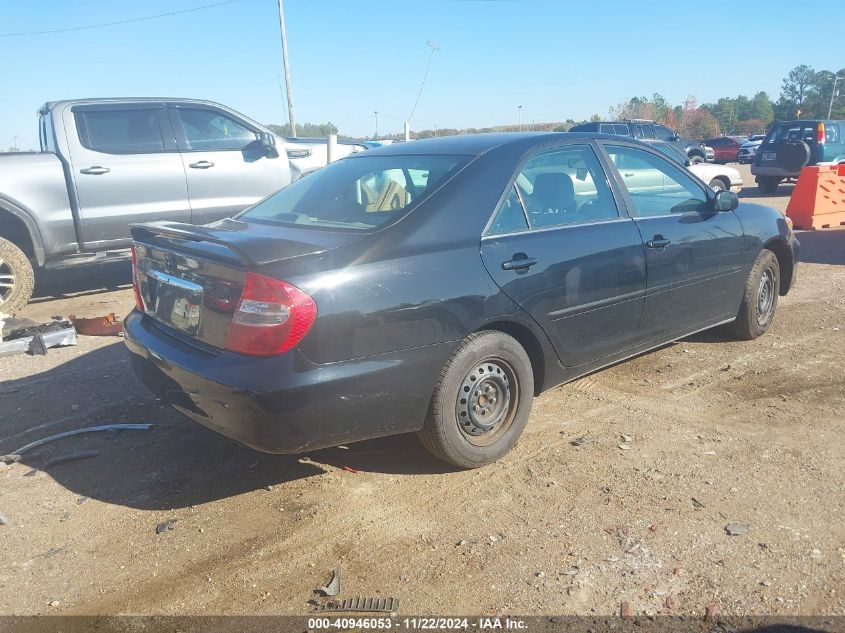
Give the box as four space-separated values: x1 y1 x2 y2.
0 0 244 37
408 41 439 123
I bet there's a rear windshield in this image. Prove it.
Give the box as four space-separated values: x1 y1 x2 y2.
764 123 817 144
240 154 469 231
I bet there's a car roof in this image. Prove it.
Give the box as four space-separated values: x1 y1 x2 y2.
39 97 237 113
349 132 641 157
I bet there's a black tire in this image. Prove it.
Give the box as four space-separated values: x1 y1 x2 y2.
729 249 780 340
776 139 811 171
757 177 780 195
0 237 34 316
418 331 534 469
709 178 727 192
690 155 705 164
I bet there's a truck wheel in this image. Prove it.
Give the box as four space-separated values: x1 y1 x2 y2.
757 177 780 195
418 331 534 469
690 155 705 164
0 237 35 316
729 249 780 341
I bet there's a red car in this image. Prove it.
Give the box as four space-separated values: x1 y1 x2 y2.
703 136 748 163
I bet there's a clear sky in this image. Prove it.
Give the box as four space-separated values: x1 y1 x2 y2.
1 0 841 150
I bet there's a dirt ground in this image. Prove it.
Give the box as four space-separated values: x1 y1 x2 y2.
1 165 843 618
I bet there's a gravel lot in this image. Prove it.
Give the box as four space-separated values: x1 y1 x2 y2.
1 167 843 618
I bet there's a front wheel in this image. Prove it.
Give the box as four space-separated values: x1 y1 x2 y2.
0 237 35 316
418 331 534 468
729 249 780 340
690 155 705 164
709 178 727 192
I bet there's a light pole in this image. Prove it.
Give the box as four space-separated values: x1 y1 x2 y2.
434 124 437 137
829 73 843 120
374 111 378 139
518 105 523 132
277 0 296 137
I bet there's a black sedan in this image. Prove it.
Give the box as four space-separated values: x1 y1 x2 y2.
125 133 799 468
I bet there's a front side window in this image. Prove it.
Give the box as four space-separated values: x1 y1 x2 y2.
76 108 165 153
511 145 619 229
174 107 258 150
240 154 468 231
606 145 709 217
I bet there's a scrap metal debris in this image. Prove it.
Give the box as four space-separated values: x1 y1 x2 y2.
0 511 8 526
0 424 153 464
156 518 178 534
69 313 123 337
0 317 77 357
312 597 399 613
316 569 341 597
570 435 599 447
725 523 751 536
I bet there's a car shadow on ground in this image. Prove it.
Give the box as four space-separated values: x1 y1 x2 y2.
31 261 132 303
0 343 453 511
738 182 795 199
793 229 845 265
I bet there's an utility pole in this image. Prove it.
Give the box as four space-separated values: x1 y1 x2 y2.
518 105 523 132
374 111 378 139
829 73 843 120
277 0 297 137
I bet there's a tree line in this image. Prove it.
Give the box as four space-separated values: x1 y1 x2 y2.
268 64 845 142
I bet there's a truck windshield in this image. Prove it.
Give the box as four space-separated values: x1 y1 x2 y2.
239 154 469 231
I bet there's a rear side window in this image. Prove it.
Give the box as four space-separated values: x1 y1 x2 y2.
511 144 619 229
825 124 841 144
75 108 165 153
173 107 258 150
613 124 630 135
240 155 468 231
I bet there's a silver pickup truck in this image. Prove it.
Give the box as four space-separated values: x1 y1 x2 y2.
0 98 293 314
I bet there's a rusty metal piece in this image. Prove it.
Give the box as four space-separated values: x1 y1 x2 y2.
69 313 123 336
312 596 399 613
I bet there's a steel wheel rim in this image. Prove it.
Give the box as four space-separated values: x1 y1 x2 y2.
0 257 16 304
455 359 518 447
757 268 775 325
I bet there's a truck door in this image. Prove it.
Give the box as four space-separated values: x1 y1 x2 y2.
166 103 292 224
66 103 190 249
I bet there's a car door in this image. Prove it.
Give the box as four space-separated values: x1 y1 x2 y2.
167 103 291 224
65 102 190 249
600 142 745 341
480 142 647 367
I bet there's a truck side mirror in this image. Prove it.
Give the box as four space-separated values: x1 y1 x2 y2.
258 132 278 158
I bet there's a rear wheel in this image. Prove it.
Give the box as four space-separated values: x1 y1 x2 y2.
729 249 780 340
757 177 780 195
418 331 534 469
690 154 705 164
0 237 34 316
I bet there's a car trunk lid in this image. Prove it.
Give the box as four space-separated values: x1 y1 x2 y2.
130 219 360 351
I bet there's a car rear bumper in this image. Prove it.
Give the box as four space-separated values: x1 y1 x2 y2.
124 311 455 453
751 165 800 178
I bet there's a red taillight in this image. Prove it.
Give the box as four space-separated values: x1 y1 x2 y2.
130 245 145 312
224 272 317 357
818 123 826 144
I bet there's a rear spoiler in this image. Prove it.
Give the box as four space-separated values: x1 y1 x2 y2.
130 220 256 266
129 219 339 268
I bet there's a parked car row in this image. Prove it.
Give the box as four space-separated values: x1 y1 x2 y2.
569 120 710 163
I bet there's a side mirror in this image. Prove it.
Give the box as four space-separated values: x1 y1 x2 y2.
713 190 738 212
671 134 680 141
258 132 278 157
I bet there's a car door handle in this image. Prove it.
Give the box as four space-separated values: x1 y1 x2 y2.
646 236 671 249
189 161 215 169
502 255 538 271
80 166 110 175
